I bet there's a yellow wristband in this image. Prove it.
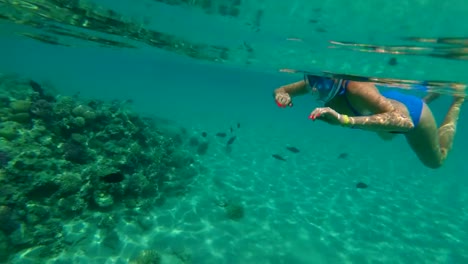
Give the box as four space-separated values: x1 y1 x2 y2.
341 114 351 126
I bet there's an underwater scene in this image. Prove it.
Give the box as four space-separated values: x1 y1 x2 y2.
0 0 467 263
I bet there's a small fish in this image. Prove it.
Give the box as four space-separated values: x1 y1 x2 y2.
272 154 286 161
315 27 327 33
237 122 240 128
356 182 368 189
29 80 44 96
216 132 227 138
227 136 236 145
87 100 99 108
338 153 348 159
388 57 398 66
101 172 124 183
201 132 207 137
230 127 233 133
286 146 300 153
197 141 209 155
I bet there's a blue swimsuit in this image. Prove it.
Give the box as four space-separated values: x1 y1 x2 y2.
304 75 425 131
339 81 424 131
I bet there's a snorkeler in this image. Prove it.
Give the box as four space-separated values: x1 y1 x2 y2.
273 75 465 169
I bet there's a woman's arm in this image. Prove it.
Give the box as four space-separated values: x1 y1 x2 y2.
345 111 414 132
273 80 309 97
344 82 415 132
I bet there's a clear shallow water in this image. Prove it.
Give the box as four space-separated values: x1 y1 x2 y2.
0 1 468 264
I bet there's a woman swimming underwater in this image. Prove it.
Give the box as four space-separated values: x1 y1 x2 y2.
273 75 465 169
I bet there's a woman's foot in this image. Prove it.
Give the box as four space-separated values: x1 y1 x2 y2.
451 83 466 100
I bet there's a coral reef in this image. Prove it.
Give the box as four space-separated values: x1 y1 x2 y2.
0 74 202 262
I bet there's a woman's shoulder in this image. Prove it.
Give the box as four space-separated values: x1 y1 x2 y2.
345 81 379 96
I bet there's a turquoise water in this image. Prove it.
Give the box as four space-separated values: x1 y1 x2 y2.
0 1 468 263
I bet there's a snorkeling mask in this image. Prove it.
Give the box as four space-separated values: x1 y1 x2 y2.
304 74 344 103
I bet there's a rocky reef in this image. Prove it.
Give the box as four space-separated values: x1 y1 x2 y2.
0 74 202 262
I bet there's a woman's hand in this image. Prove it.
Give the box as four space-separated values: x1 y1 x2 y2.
309 107 343 126
274 92 293 108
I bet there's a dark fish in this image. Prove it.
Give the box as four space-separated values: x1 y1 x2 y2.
101 172 124 183
388 57 398 66
87 100 99 108
308 19 319 24
227 136 236 145
315 27 327 33
286 146 300 153
338 153 348 159
201 132 207 137
356 182 368 189
216 132 227 138
237 122 240 128
272 154 286 161
230 127 233 133
197 141 209 155
29 80 44 96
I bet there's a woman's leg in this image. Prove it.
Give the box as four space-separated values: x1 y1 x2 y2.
438 97 465 158
422 92 440 104
405 97 464 168
377 92 441 142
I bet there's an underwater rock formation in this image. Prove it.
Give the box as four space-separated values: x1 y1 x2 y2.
0 74 202 261
215 196 245 220
130 249 162 264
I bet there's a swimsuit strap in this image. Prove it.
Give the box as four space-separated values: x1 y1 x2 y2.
338 80 349 95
